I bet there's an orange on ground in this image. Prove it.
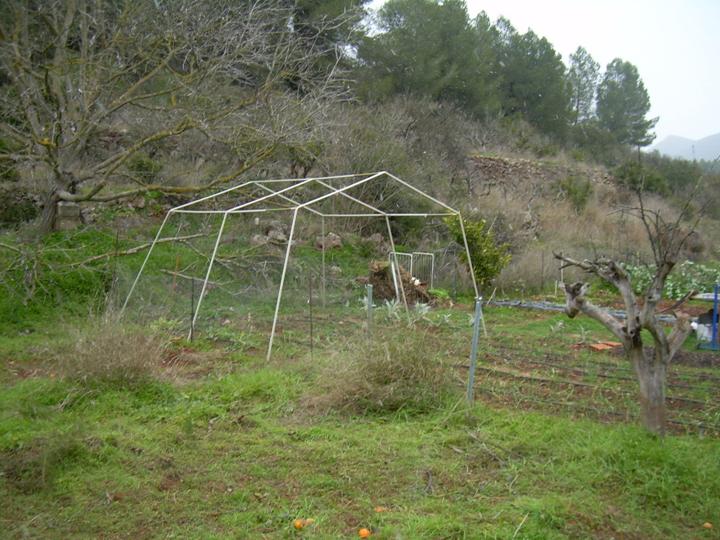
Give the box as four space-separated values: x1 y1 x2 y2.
358 527 372 538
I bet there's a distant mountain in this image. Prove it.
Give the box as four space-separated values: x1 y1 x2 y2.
651 132 720 161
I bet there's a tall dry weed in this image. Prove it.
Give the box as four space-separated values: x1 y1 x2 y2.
309 328 455 415
57 317 168 389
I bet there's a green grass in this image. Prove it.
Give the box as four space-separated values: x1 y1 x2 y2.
2 223 720 538
2 304 720 538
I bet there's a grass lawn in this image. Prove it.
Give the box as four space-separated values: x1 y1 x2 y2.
2 300 720 539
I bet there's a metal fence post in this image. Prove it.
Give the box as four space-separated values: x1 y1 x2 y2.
366 283 374 338
466 296 483 404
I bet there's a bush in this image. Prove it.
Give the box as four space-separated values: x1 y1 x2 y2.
57 318 168 389
445 215 511 290
614 160 668 195
312 328 455 415
557 174 593 213
126 152 162 183
0 185 37 227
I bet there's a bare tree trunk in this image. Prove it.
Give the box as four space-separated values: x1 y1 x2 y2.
629 346 667 436
39 190 60 234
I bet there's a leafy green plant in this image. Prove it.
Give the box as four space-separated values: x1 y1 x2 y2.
614 160 668 195
445 216 511 290
557 174 593 213
623 261 720 299
127 152 162 183
429 287 451 300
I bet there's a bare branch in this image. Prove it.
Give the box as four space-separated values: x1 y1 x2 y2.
560 282 629 345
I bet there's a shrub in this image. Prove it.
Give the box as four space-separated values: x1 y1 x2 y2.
57 318 168 389
126 152 162 183
312 328 455 415
557 174 593 213
0 185 37 227
445 216 511 290
614 160 668 195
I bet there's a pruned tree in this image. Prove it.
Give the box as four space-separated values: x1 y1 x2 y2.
0 0 352 233
554 181 706 435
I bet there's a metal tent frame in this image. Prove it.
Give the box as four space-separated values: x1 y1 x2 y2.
121 171 480 360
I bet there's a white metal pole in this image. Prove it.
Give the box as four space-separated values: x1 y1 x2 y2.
252 182 324 216
120 211 172 315
466 296 483 403
384 172 459 213
171 181 254 211
188 212 229 339
267 207 299 361
313 179 385 215
457 213 480 298
385 216 409 315
321 215 326 308
226 177 317 213
294 172 386 212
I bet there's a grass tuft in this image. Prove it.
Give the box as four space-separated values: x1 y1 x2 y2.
56 317 168 390
311 327 457 416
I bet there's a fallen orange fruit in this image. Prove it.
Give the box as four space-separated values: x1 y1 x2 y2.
293 518 315 530
703 522 713 529
374 506 388 513
358 527 372 538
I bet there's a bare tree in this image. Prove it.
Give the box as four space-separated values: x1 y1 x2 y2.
554 187 704 435
0 0 350 233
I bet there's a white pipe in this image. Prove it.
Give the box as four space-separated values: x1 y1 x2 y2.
120 211 172 315
384 172 459 213
252 182 324 216
294 172 387 212
321 215 326 308
267 207 299 361
251 172 374 184
170 181 254 211
385 216 409 316
188 212 229 339
313 179 385 215
226 177 317 212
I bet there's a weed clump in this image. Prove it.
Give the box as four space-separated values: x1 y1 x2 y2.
57 318 168 389
313 329 455 415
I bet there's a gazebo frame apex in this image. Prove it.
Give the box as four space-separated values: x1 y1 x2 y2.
121 171 479 360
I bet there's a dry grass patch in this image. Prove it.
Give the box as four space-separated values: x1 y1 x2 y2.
56 317 169 389
309 328 457 416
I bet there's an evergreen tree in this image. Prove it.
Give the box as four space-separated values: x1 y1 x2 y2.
567 46 600 125
495 23 571 139
357 0 500 116
597 58 657 147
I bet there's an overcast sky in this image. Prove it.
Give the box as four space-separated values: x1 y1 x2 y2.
369 0 720 143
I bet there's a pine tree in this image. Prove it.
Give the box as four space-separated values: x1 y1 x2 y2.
597 58 658 147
